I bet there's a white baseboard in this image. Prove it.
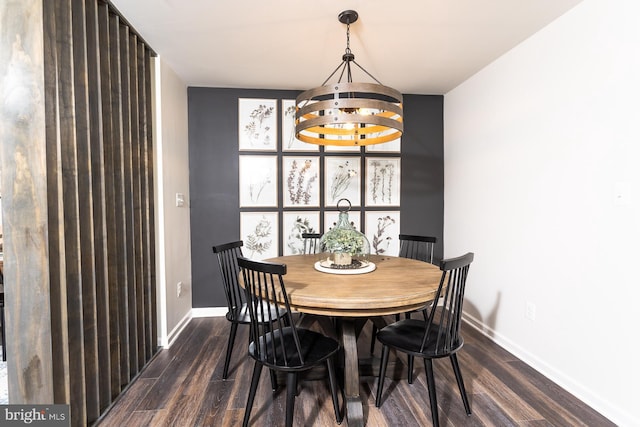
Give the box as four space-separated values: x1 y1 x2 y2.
462 312 636 427
163 310 192 349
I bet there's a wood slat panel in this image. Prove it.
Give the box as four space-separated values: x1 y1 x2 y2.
4 1 156 423
85 0 112 414
108 11 131 387
43 0 71 406
54 0 89 425
118 23 139 380
128 34 146 373
71 0 100 422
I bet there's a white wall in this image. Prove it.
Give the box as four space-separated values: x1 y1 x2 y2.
444 1 639 425
153 57 192 346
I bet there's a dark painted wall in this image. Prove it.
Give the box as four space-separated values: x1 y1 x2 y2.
188 87 443 308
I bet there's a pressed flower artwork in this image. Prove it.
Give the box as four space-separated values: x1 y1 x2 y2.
365 157 400 206
282 212 320 255
238 98 277 151
325 211 361 234
365 211 400 256
240 212 278 260
239 155 277 207
282 156 319 207
324 156 361 207
365 138 401 153
281 99 318 152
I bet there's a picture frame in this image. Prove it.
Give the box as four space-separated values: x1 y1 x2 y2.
324 143 362 153
282 211 320 255
365 138 401 153
240 212 279 260
365 157 401 206
325 210 361 234
281 99 319 152
282 156 320 207
365 211 400 256
239 155 278 207
238 98 277 151
324 156 361 207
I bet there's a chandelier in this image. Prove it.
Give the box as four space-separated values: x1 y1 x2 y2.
295 10 404 146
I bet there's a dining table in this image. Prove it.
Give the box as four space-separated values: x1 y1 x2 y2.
264 253 442 427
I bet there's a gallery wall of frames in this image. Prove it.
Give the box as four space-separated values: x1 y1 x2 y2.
237 97 402 260
188 87 443 307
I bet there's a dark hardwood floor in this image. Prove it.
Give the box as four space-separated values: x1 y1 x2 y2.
97 316 614 426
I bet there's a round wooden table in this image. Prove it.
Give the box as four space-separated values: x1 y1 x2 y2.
265 254 442 427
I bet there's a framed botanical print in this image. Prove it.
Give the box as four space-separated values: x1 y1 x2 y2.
282 211 320 255
239 155 278 207
238 98 277 151
282 156 320 207
325 210 361 233
324 156 361 207
365 157 401 206
281 99 319 152
365 211 400 256
365 138 401 153
240 212 279 260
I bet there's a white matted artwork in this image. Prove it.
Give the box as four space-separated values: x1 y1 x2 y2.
239 155 277 207
282 211 320 255
282 156 320 207
324 210 361 233
365 157 401 206
324 143 361 153
282 99 319 152
365 138 401 153
238 98 277 151
365 211 400 256
240 212 279 260
324 156 361 207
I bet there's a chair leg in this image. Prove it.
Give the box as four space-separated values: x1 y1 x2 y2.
369 324 377 354
285 372 297 427
242 361 263 427
375 345 391 407
269 369 278 391
423 358 440 427
222 322 239 379
450 353 471 415
407 355 414 384
326 357 343 424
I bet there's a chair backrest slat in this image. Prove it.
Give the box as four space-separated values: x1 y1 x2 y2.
420 252 474 355
238 256 305 366
213 241 245 318
301 233 322 255
398 234 437 264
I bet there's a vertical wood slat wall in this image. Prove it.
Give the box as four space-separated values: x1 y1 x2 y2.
43 0 157 425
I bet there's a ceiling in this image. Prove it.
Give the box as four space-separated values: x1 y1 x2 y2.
110 0 582 95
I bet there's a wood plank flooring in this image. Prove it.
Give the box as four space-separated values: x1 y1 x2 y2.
96 317 614 426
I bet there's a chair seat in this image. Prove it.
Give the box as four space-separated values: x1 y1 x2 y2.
249 327 340 371
377 318 464 359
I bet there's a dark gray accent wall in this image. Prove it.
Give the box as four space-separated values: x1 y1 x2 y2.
188 87 443 308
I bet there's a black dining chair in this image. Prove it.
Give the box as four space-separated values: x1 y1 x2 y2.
370 234 438 354
238 256 342 427
301 232 321 255
0 290 5 362
212 240 286 380
375 252 474 427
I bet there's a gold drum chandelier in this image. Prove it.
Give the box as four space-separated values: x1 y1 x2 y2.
295 10 403 146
